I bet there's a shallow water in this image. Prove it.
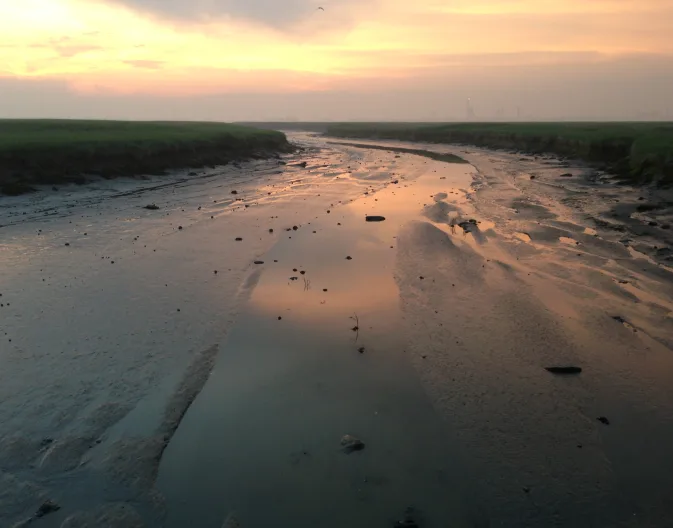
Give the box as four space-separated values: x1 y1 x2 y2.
157 158 480 528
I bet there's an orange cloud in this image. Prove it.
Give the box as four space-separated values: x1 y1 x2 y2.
1 0 671 95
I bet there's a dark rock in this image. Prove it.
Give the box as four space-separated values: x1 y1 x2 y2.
346 256 352 260
597 416 610 425
64 242 70 246
36 499 60 518
269 228 274 233
231 190 238 194
293 226 298 230
323 289 328 292
612 315 627 324
530 175 536 179
358 347 365 354
341 434 365 453
648 221 659 226
394 507 420 528
662 224 671 230
144 204 160 210
366 215 386 222
560 173 573 177
545 366 582 374
178 226 183 230
235 237 243 241
254 261 264 265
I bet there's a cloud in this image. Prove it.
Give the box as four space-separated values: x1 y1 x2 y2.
123 59 165 69
103 0 362 28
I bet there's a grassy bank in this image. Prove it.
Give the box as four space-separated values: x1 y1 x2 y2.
0 120 292 195
327 141 468 164
327 122 673 186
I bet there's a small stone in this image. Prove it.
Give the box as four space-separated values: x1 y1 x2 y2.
235 237 243 241
144 204 160 210
214 270 218 274
545 366 582 374
36 499 60 518
597 416 610 425
358 347 365 354
365 215 386 222
346 256 352 260
323 289 328 292
254 261 264 265
341 434 365 453
178 226 183 230
278 316 282 320
269 228 274 233
292 226 298 230
231 190 238 194
300 271 306 275
64 242 70 246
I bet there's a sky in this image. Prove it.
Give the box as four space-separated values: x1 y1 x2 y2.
1 0 672 121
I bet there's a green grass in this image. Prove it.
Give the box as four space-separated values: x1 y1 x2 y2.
327 122 673 186
327 141 468 164
0 120 291 195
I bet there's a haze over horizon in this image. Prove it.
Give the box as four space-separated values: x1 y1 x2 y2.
1 0 672 121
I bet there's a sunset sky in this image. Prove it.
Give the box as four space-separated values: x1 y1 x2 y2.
1 0 672 120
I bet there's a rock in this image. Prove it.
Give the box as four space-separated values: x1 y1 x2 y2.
269 228 274 233
64 242 70 246
648 221 659 226
235 237 243 241
365 215 386 222
144 204 160 210
545 366 582 374
231 190 238 194
346 256 352 260
36 499 60 518
341 435 365 453
662 224 671 230
560 173 573 177
298 161 307 168
394 507 419 527
597 416 610 425
358 347 365 354
254 261 264 265
188 171 197 176
178 226 183 230
292 225 298 230
530 175 536 179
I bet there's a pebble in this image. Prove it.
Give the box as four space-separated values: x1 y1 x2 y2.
341 434 365 453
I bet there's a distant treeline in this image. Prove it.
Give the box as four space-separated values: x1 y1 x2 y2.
326 122 673 186
0 120 292 195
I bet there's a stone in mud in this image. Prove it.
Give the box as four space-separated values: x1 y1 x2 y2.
597 416 610 425
394 507 420 527
346 256 352 260
36 499 60 518
545 366 582 374
235 237 243 241
231 190 238 194
560 173 573 177
144 204 160 210
366 215 386 222
254 261 264 265
341 435 365 453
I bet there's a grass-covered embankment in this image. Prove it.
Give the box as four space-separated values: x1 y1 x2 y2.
327 122 673 186
326 141 468 164
0 120 293 195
